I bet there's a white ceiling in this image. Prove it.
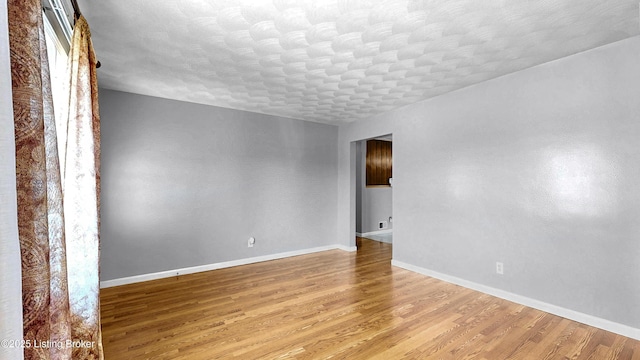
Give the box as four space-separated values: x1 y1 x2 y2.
79 0 639 125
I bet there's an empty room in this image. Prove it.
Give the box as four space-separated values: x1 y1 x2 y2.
2 0 640 359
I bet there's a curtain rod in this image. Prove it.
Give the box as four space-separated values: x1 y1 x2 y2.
68 0 101 68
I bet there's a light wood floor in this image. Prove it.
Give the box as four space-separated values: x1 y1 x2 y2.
101 238 639 359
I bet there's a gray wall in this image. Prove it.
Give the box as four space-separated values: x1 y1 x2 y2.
0 3 24 359
355 140 393 234
338 36 640 329
100 90 338 281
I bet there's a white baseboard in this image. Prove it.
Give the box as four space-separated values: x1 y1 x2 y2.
335 244 358 252
391 260 640 341
356 229 392 237
100 244 356 288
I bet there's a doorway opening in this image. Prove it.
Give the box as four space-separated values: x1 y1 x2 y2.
355 135 393 248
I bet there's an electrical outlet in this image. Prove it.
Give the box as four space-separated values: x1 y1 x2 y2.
248 237 255 248
496 262 504 275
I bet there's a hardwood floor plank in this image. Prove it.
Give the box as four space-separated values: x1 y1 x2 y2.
100 238 639 359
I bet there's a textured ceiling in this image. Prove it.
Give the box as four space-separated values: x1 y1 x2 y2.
79 0 639 124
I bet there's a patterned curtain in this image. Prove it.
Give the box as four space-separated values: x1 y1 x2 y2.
63 14 103 360
8 0 103 359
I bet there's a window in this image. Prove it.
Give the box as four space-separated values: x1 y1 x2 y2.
43 5 71 179
366 139 392 187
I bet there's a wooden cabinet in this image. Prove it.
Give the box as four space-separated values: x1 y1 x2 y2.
366 140 392 187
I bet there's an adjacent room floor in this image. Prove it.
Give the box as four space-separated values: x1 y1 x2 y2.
100 238 639 359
